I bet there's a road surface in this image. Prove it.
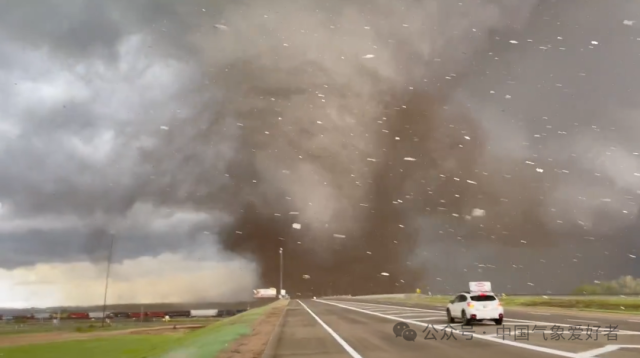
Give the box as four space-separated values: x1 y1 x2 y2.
270 299 640 358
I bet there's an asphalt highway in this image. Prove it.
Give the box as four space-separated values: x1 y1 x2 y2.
271 299 640 358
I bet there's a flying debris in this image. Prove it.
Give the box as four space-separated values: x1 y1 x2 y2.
214 24 229 31
302 275 310 279
362 54 375 58
623 20 636 26
380 272 390 276
333 234 346 238
160 126 169 130
471 208 486 217
292 223 301 230
404 157 417 161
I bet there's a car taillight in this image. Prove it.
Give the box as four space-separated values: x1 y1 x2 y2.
467 302 474 308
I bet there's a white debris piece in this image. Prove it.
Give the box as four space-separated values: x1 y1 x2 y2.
471 208 486 217
591 41 599 45
292 223 302 230
527 283 535 286
236 231 242 234
160 126 169 130
214 24 229 31
467 180 477 184
367 158 377 162
630 254 637 258
362 54 375 58
623 20 635 26
289 212 299 215
536 168 544 172
464 136 470 140
404 157 417 161
505 95 512 99
509 40 518 44
333 234 346 238
380 272 390 276
302 275 311 279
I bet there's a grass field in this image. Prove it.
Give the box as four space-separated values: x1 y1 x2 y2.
371 295 640 313
0 318 218 336
0 301 285 358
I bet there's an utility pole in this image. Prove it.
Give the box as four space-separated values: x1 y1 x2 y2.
279 248 284 299
101 233 115 328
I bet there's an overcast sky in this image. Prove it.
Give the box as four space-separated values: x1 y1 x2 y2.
0 0 639 306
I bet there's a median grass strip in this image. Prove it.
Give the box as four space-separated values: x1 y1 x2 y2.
0 301 286 358
368 295 640 313
156 301 286 358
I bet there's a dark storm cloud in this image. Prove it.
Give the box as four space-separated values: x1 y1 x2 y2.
0 0 638 299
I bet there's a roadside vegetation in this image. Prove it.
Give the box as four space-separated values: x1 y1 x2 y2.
573 275 640 295
0 301 286 358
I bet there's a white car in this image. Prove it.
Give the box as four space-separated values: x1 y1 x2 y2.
446 291 504 325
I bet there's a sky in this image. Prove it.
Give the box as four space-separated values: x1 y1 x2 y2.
0 0 639 307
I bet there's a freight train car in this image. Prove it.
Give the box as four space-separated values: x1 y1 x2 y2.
88 312 112 319
110 312 130 318
190 309 217 318
33 313 52 320
165 310 191 318
129 312 148 319
68 312 90 319
147 311 166 319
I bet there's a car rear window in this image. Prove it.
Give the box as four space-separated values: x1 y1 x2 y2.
470 295 497 302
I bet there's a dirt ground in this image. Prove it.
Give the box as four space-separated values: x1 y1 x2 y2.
0 325 203 347
217 302 288 358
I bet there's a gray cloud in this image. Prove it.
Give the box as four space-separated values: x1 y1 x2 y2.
0 0 638 304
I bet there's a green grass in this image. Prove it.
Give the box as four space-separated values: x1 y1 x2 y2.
0 335 178 358
0 301 284 358
372 295 640 313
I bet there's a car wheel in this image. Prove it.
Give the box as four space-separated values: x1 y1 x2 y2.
494 318 503 325
446 309 455 323
461 310 472 325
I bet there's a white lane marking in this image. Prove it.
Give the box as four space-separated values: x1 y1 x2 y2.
346 303 429 311
368 310 419 315
297 300 363 358
407 317 444 321
576 344 640 357
335 301 442 313
393 312 442 317
567 319 599 324
318 300 579 358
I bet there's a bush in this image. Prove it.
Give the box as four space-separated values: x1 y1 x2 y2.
573 276 640 295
